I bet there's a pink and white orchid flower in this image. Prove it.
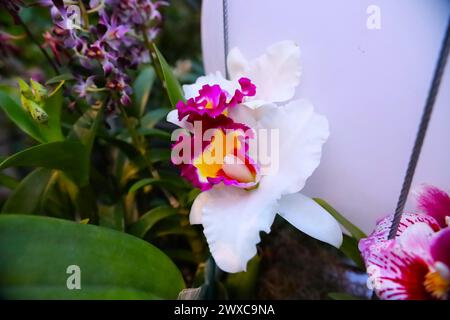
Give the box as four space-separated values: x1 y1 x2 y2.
359 186 450 300
167 41 343 273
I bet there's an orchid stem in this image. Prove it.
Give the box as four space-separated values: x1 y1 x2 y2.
118 105 180 209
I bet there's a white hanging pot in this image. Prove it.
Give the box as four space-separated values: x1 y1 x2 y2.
201 0 450 233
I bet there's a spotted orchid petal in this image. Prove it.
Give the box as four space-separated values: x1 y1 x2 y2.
365 223 436 300
415 185 450 228
276 193 343 248
227 40 301 108
359 212 441 263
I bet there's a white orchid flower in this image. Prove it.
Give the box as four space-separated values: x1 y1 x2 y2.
167 41 343 273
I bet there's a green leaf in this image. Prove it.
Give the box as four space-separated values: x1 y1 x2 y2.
147 148 171 163
40 88 64 142
68 106 103 153
0 87 64 143
0 173 19 190
141 108 169 129
0 141 89 186
328 292 362 300
64 106 104 186
45 73 75 85
0 214 185 299
314 198 367 240
0 90 44 142
129 178 158 194
136 128 171 140
133 66 155 117
2 168 55 214
128 206 177 238
152 44 185 107
225 255 261 299
129 176 191 197
340 234 365 270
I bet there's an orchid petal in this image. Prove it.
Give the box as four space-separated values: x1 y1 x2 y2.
276 193 343 248
190 190 207 225
397 222 434 264
415 185 450 228
431 227 450 268
182 71 239 100
257 99 329 196
359 212 440 263
195 185 278 273
365 223 435 300
227 41 301 107
166 109 192 131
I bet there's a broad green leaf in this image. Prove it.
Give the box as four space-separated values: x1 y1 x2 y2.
152 44 185 107
225 255 261 299
0 214 185 299
45 73 75 85
133 66 155 117
141 108 170 129
2 168 55 214
314 198 367 240
0 141 89 186
340 234 365 270
0 90 44 142
328 292 363 300
128 206 177 238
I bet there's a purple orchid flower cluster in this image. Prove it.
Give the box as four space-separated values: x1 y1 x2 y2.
40 0 168 111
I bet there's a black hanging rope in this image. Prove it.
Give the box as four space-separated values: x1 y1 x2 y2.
388 17 450 240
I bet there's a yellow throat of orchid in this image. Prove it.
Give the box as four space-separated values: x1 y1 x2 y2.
424 262 450 299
